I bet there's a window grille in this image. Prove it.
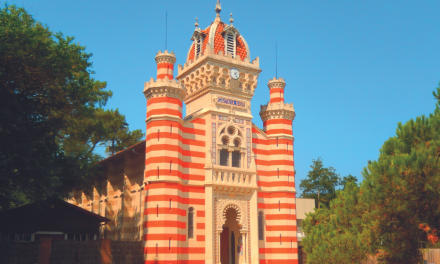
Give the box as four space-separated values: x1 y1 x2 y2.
188 207 194 239
195 36 202 57
258 212 264 240
226 33 235 57
232 151 241 168
220 149 229 166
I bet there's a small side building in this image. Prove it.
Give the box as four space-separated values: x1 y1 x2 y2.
0 199 109 242
295 198 315 264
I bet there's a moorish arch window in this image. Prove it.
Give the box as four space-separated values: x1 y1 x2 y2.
218 124 244 168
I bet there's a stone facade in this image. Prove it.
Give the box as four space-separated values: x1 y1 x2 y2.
70 1 299 264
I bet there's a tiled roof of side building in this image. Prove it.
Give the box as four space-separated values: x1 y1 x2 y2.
96 140 146 165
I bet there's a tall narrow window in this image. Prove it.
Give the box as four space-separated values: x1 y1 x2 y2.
156 205 159 217
170 161 172 173
280 234 282 245
156 243 158 257
232 151 241 168
291 240 293 251
220 136 229 166
277 168 279 179
158 129 160 141
169 199 172 210
170 124 173 136
157 166 159 179
169 238 171 250
220 149 229 166
258 212 264 240
276 137 279 147
188 207 194 239
279 201 281 211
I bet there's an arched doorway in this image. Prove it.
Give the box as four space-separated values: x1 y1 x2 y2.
220 207 242 264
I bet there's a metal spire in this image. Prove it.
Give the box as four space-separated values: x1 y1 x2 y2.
215 0 222 20
229 12 234 25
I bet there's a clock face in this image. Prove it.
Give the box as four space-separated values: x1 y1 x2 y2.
230 68 240 80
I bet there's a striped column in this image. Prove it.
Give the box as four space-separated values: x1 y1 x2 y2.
257 76 298 263
268 77 285 104
155 50 176 80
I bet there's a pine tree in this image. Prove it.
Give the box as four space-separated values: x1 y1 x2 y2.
303 82 440 263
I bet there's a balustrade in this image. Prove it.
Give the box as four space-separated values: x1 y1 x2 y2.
211 169 256 186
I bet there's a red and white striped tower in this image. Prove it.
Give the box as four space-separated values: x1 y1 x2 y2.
268 77 285 104
143 50 188 264
156 50 176 80
258 77 297 263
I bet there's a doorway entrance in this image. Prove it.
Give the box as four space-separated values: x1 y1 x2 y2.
220 208 241 264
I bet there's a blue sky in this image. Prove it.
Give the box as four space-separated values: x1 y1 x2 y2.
7 0 440 194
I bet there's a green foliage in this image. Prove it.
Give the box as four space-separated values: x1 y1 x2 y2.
302 182 377 263
341 174 358 190
0 5 143 211
299 158 341 208
360 94 440 262
303 82 440 263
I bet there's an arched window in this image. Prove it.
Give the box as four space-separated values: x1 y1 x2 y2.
218 125 243 168
188 207 194 239
258 211 264 240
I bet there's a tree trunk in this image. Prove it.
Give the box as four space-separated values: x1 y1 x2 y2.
317 189 320 209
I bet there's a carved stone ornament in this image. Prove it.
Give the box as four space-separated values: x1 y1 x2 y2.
214 189 251 230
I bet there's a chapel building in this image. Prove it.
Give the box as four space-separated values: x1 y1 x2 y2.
70 1 299 263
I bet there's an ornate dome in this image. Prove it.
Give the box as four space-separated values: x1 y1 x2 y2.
186 1 250 62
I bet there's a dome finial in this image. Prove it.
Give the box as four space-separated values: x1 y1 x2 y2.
195 17 199 28
229 12 234 25
215 0 222 21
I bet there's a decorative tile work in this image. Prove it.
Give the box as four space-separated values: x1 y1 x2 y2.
217 97 246 107
211 114 216 119
218 115 229 121
246 120 250 125
234 118 244 124
212 123 217 164
246 128 251 168
218 115 244 124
